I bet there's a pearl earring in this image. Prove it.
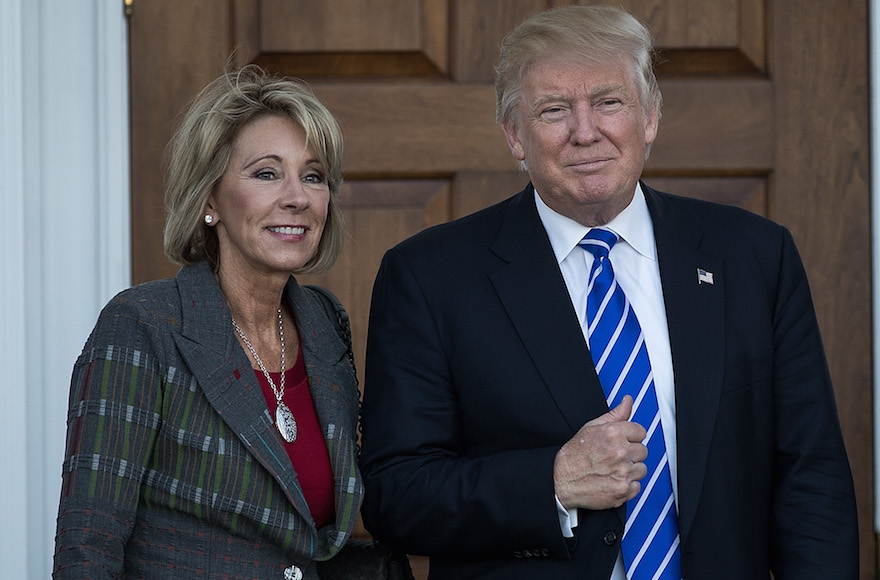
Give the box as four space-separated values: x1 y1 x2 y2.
204 214 214 225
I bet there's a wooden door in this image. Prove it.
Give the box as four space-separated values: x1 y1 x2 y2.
129 0 873 576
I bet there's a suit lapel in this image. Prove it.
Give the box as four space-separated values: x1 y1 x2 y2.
489 186 610 432
171 262 315 524
644 186 725 542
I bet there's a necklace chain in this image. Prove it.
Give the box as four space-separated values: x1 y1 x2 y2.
231 308 286 403
231 308 296 442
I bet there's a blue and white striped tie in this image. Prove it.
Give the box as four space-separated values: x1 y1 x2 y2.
579 227 682 580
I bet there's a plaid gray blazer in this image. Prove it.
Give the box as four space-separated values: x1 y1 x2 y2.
53 262 363 579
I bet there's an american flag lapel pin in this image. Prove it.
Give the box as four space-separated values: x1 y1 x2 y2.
697 268 714 285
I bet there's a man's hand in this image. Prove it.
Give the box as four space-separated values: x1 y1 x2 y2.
553 395 647 510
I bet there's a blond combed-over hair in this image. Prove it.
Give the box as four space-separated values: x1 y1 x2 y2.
494 5 662 129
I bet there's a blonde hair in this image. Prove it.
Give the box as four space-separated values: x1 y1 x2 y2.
495 5 662 128
164 65 345 274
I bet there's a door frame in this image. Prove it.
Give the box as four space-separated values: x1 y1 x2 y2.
869 0 880 541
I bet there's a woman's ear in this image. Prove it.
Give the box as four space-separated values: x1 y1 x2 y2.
203 196 217 225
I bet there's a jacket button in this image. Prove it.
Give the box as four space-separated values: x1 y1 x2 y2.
283 565 303 580
603 530 618 546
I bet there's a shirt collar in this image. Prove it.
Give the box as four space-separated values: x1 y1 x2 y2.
534 183 656 264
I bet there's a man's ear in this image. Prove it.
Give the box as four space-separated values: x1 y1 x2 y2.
644 104 659 146
502 121 526 162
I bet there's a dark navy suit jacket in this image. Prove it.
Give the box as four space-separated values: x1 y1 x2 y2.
360 183 858 579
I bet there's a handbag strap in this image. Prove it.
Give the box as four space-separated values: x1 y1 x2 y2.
305 285 357 386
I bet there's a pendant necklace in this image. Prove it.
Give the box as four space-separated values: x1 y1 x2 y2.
232 308 297 443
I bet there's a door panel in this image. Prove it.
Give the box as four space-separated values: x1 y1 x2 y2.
235 0 448 75
129 0 873 576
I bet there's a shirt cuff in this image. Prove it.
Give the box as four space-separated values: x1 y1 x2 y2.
555 495 579 538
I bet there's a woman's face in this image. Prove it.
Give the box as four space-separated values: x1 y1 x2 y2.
207 114 330 281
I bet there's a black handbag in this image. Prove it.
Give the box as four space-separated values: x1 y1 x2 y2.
316 539 415 580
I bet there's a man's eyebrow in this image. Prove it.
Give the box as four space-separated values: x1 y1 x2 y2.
590 83 628 99
531 94 569 109
530 84 629 109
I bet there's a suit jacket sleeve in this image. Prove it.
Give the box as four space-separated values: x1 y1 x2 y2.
649 187 859 578
360 246 573 560
767 228 859 577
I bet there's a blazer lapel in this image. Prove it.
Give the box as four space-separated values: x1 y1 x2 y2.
171 262 315 525
644 185 725 542
488 186 610 432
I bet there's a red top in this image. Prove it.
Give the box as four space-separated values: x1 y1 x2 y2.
254 341 336 528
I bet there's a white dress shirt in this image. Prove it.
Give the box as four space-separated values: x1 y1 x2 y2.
535 186 678 580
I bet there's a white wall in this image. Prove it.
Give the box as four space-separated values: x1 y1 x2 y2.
0 1 130 577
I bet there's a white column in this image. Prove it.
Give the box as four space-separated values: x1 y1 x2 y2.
0 3 29 577
0 1 130 577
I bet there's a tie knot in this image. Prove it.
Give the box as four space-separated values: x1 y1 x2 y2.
578 227 619 259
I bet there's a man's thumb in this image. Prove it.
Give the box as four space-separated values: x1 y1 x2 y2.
591 394 634 425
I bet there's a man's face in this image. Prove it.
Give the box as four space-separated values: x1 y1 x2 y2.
503 55 658 226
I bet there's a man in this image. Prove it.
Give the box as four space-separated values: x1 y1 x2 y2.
360 5 858 579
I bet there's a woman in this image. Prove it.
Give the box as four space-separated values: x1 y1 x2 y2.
53 66 362 579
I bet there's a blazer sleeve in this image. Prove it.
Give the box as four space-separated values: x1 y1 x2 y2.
360 247 573 560
53 292 165 578
768 229 859 577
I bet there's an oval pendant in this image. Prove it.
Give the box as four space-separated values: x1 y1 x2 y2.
275 402 297 443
